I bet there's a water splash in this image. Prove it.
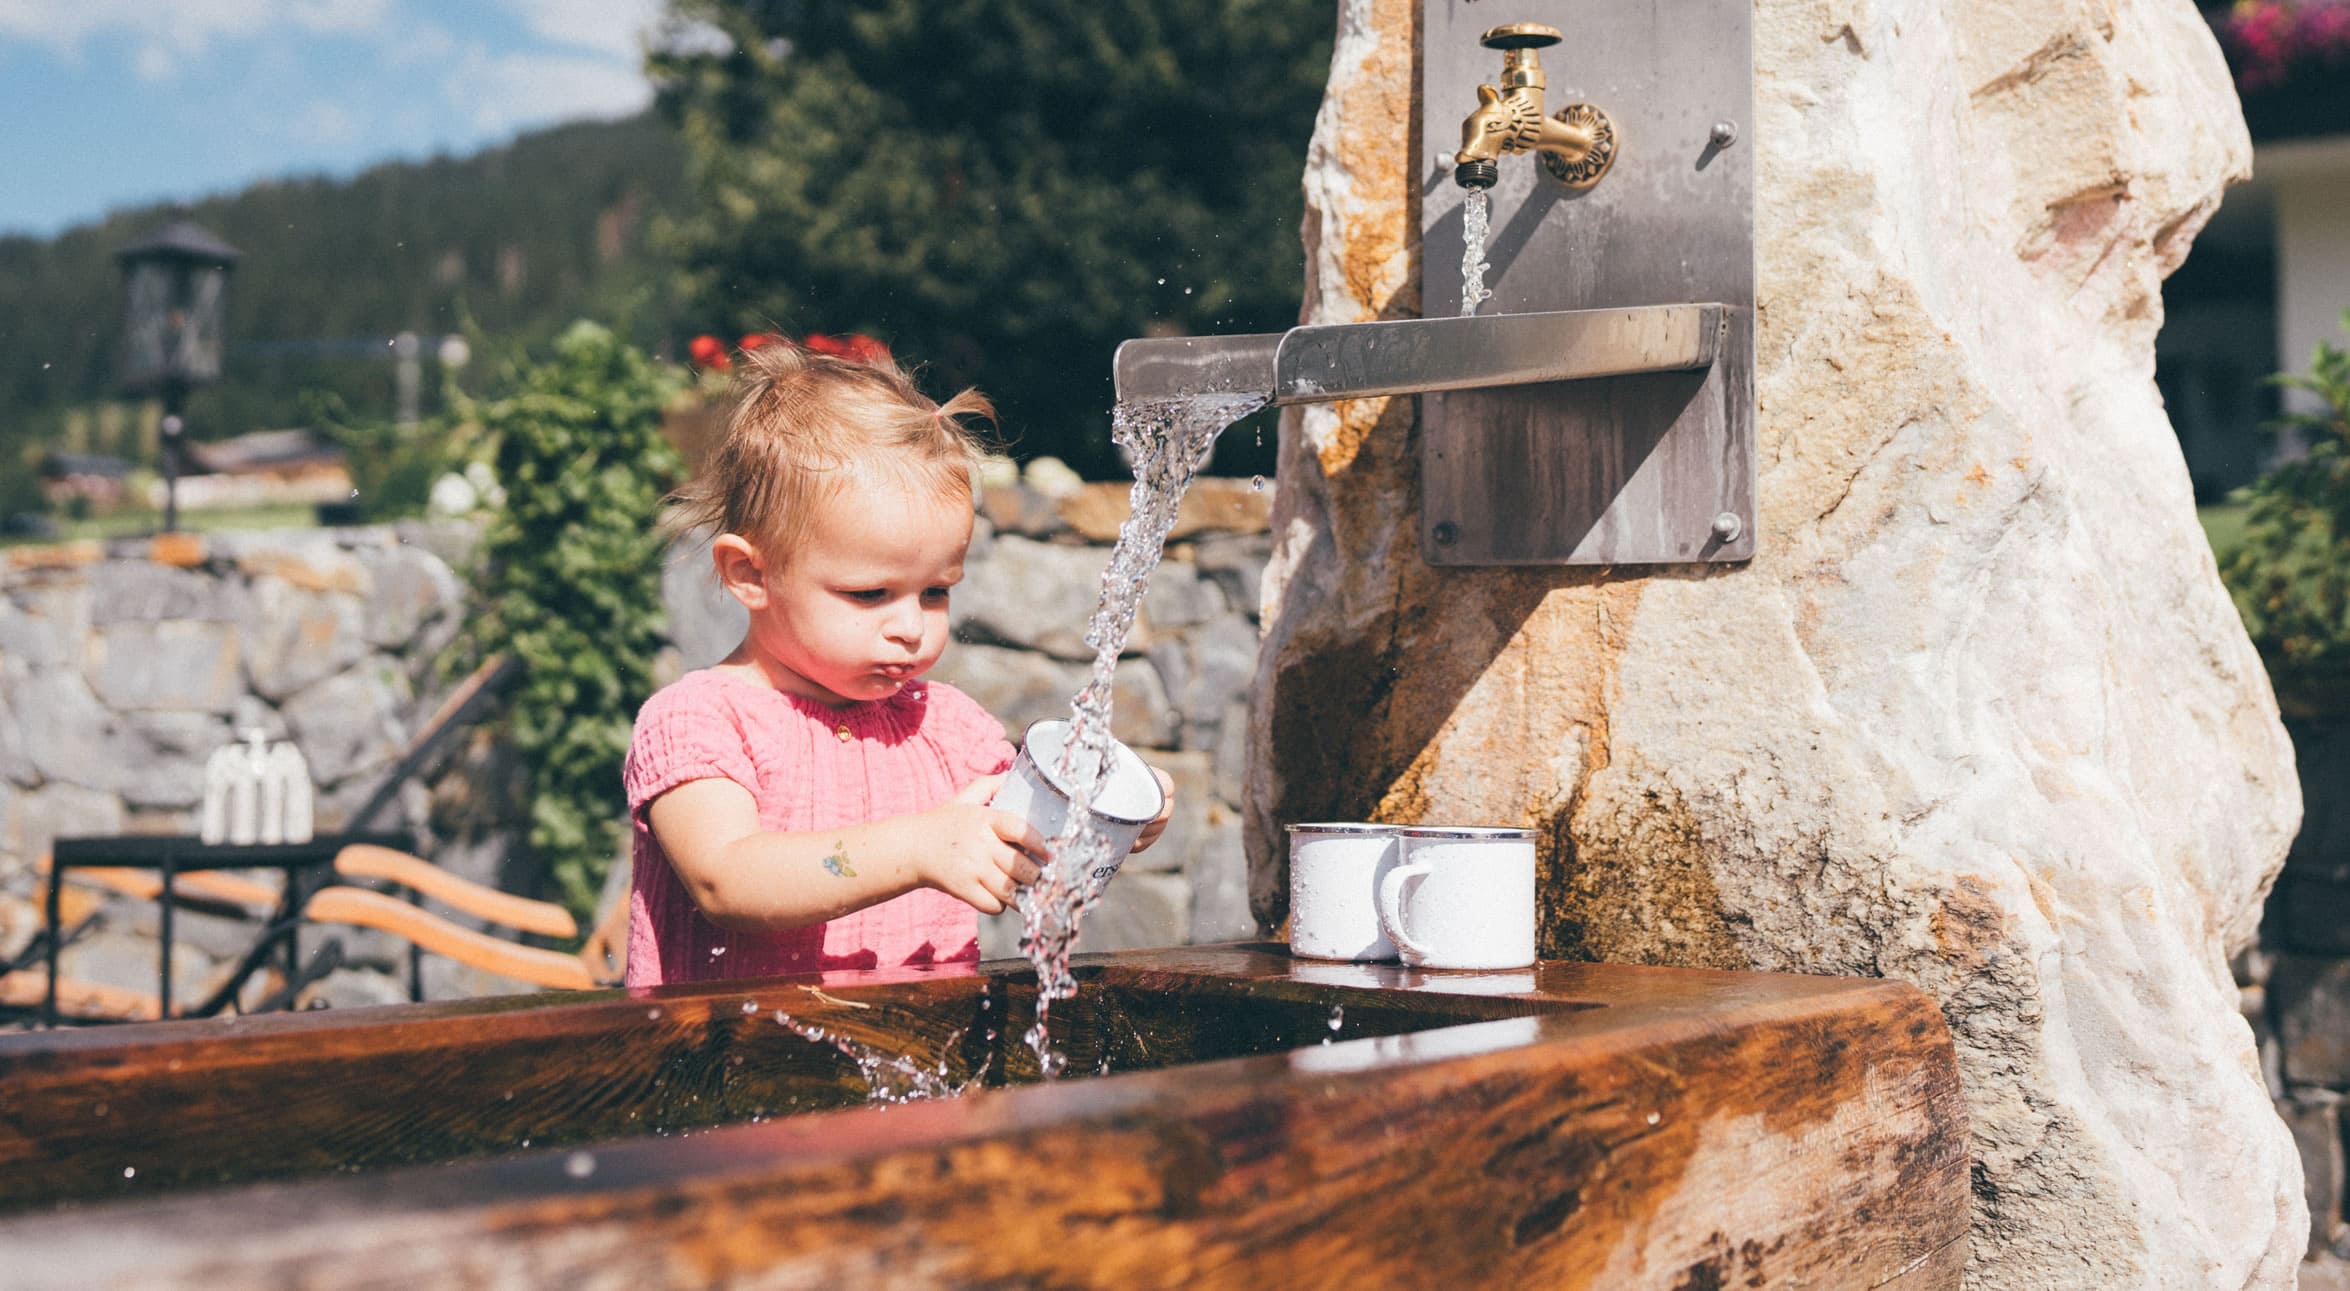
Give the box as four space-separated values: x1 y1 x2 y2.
777 1014 980 1105
1016 392 1269 1075
1460 189 1493 317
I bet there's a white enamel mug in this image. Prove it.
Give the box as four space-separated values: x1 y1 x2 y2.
1375 826 1537 970
1286 823 1400 962
989 719 1165 888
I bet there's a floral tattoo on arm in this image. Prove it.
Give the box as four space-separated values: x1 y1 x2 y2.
822 841 857 878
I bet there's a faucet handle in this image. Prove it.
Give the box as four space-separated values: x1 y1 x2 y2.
1479 22 1562 50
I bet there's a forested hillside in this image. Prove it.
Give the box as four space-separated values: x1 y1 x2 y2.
0 112 692 512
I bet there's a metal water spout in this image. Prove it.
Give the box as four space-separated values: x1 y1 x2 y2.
1451 23 1616 191
1113 1 1755 568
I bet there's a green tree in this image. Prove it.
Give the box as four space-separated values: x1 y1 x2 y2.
2222 309 2350 675
453 322 685 918
651 0 1331 477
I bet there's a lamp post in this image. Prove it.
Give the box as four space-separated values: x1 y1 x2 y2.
116 217 241 533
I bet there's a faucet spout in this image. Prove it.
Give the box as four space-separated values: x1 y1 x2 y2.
1450 23 1616 191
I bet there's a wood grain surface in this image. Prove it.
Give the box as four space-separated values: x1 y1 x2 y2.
0 945 1967 1289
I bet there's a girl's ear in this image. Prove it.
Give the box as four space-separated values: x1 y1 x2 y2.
711 534 771 612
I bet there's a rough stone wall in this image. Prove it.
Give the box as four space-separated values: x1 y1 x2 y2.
1247 0 2304 1285
0 524 522 1009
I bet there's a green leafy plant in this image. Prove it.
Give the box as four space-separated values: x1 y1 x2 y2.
452 321 685 918
308 391 468 522
2221 308 2350 675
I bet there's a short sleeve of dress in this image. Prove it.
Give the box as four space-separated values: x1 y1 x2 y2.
623 679 763 824
924 682 1017 782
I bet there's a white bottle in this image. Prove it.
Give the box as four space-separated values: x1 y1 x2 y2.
199 744 239 845
268 742 315 845
228 729 271 846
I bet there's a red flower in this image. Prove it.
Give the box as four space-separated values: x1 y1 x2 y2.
801 333 893 365
738 332 784 352
688 334 730 371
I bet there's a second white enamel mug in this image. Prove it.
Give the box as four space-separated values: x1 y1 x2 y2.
1375 826 1537 970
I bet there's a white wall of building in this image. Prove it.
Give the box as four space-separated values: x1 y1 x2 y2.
2269 136 2350 417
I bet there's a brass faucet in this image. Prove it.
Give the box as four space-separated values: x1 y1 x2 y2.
1453 23 1616 191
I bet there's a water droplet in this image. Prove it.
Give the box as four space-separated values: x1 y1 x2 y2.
520 1138 532 1148
93 1102 108 1118
1327 1005 1344 1031
740 1000 757 1014
564 1151 596 1179
980 995 992 1010
1646 1111 1661 1126
647 1008 664 1021
123 1167 136 1179
502 1090 514 1101
709 945 727 957
1251 475 1264 492
1156 277 1166 285
41 361 51 370
1184 287 1193 295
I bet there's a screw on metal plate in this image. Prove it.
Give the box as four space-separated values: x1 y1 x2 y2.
1709 513 1743 544
1708 120 1738 149
1432 521 1460 546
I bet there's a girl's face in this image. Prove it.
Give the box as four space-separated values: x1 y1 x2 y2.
728 473 972 707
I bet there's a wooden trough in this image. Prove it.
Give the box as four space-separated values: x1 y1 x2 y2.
0 945 1967 1288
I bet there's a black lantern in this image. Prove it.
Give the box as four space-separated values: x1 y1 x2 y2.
116 217 241 532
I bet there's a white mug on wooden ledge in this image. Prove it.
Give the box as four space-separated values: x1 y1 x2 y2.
1286 823 1401 962
1375 826 1537 970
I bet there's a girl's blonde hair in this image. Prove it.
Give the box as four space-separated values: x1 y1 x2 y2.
670 341 999 563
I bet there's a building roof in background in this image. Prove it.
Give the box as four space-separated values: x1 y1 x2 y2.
39 452 132 480
113 218 244 267
184 428 343 476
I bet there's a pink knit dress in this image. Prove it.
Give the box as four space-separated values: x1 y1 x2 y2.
622 670 1015 987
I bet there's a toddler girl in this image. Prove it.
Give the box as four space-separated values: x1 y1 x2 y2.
622 342 1169 986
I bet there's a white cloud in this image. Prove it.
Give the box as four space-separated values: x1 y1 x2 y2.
132 43 175 81
292 97 358 145
0 0 392 60
494 0 663 60
450 48 654 137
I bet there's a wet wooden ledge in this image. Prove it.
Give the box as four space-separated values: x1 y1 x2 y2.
0 944 1968 1288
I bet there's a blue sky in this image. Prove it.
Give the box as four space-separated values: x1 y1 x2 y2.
0 0 671 238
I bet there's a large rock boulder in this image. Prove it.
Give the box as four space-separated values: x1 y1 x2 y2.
1246 0 2303 1284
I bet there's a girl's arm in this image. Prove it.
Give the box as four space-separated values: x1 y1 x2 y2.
647 774 1046 932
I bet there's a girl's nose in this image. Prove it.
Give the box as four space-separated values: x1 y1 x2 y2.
881 599 924 646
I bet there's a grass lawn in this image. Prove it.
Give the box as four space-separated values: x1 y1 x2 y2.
2199 501 2248 564
0 503 326 549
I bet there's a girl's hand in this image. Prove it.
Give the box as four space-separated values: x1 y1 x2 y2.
915 796 1047 915
1132 766 1176 853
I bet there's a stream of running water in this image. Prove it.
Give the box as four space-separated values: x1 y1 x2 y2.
1460 189 1493 317
1015 392 1270 1077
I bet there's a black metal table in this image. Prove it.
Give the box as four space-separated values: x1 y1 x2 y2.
44 833 412 1027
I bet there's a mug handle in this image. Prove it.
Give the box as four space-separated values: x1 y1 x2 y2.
1377 862 1436 962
